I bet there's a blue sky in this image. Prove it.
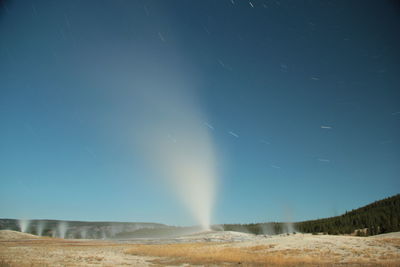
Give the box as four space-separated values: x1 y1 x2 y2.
0 0 399 226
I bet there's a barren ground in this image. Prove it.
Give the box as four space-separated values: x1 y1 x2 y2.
0 230 399 266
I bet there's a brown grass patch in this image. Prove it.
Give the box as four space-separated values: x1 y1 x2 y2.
125 242 400 266
0 260 50 267
125 243 333 266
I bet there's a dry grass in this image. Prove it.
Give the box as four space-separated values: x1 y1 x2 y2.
0 239 153 267
0 260 49 267
126 243 327 266
1 232 400 266
125 242 400 266
377 239 400 249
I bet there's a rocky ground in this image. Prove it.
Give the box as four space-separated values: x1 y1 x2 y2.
0 230 399 266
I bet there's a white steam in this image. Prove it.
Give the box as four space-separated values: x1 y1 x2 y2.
18 219 30 233
36 221 45 236
134 78 217 230
57 221 68 238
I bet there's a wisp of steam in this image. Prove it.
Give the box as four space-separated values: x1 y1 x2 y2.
133 71 217 230
36 221 45 236
57 221 68 238
18 219 30 233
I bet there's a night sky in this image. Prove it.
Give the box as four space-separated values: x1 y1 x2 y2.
0 0 399 226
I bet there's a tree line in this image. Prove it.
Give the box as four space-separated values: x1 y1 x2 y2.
215 194 400 236
296 194 400 236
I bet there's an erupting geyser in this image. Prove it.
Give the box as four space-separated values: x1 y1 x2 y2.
134 72 218 230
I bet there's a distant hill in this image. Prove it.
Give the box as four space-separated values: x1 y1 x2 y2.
1 194 398 238
0 219 166 239
217 194 400 236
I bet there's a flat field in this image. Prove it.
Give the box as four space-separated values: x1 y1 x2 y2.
1 230 399 266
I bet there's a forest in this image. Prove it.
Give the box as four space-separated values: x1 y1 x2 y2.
220 194 400 236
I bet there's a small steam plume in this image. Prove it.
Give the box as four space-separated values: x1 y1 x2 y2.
260 223 275 235
57 221 68 238
36 221 45 236
80 227 88 239
283 222 295 234
18 219 30 233
282 205 297 234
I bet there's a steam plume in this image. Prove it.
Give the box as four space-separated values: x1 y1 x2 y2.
134 75 217 230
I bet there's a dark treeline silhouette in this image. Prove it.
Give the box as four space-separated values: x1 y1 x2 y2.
214 194 400 236
217 222 292 235
296 194 400 236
